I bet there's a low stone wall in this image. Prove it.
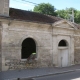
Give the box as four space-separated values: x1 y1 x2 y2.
74 36 80 64
74 49 80 64
5 59 38 70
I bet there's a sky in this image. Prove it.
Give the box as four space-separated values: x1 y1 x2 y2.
10 0 80 11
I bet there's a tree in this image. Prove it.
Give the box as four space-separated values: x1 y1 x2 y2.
33 3 57 16
56 9 68 19
75 10 80 24
56 8 80 24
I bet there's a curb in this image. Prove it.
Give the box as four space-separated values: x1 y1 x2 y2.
4 68 80 80
26 70 75 78
11 69 76 80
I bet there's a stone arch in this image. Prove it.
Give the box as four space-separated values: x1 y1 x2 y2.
58 39 68 47
19 35 41 60
19 36 38 47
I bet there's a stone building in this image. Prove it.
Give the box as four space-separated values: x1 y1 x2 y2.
0 0 80 71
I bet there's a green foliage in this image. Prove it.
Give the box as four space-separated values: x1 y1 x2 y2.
75 10 80 24
56 8 80 24
33 3 80 24
33 3 57 16
56 10 69 19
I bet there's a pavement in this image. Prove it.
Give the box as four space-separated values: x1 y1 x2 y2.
0 64 80 80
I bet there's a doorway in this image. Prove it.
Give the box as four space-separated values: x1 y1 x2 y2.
58 40 69 67
21 38 36 59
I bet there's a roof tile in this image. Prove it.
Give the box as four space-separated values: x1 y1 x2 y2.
9 8 62 23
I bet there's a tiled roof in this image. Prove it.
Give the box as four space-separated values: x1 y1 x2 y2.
72 23 80 29
9 8 62 23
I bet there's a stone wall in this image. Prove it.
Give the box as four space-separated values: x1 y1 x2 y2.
1 19 78 71
74 34 80 64
0 0 9 16
1 21 53 71
0 26 2 71
74 36 80 47
52 23 74 67
5 58 38 70
74 49 80 64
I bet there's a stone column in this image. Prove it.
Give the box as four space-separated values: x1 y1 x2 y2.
70 36 74 65
2 22 9 71
52 35 58 67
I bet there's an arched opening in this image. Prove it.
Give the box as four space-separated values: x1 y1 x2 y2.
21 38 36 59
58 39 69 67
58 40 68 47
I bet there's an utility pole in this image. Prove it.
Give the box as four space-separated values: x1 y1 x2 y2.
68 9 74 23
72 9 74 23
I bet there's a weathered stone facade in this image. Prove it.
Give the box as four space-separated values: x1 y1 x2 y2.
0 0 80 71
1 20 53 71
0 24 2 71
52 21 74 67
74 30 80 64
0 0 9 16
0 19 75 71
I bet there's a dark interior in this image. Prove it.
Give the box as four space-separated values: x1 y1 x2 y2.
21 38 36 59
58 40 67 47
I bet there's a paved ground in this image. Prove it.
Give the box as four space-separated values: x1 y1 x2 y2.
34 70 80 80
0 64 80 80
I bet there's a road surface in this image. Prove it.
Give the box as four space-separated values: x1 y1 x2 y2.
33 70 80 80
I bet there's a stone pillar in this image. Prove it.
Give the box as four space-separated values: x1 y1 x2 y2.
70 36 74 65
0 0 9 16
2 22 9 71
0 22 2 71
52 35 58 67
